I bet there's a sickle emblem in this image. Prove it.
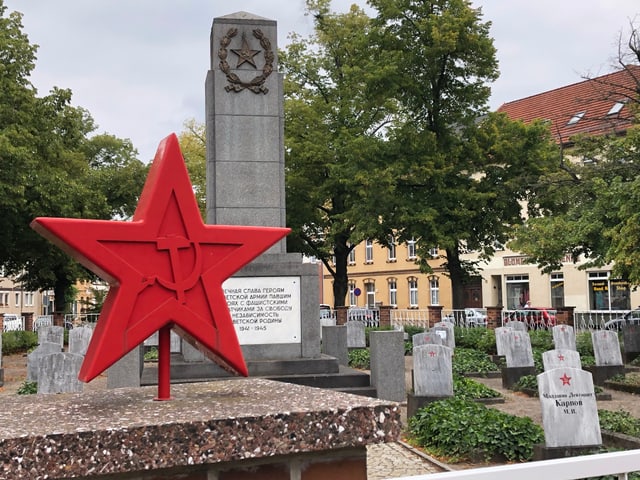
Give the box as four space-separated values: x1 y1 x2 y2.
155 235 202 304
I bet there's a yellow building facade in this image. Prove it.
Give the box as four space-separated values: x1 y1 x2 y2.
321 239 453 310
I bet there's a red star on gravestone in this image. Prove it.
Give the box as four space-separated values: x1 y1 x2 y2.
558 354 565 361
31 134 289 399
429 350 437 357
560 373 572 386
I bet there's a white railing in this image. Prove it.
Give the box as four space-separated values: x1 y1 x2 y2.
64 313 100 327
33 315 53 331
501 309 558 330
573 310 628 332
390 309 430 330
388 448 640 480
2 316 24 332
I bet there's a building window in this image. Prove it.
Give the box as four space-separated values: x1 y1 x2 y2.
607 101 625 115
388 279 397 307
15 292 20 307
550 272 564 309
408 277 418 308
407 238 417 260
365 281 376 308
365 239 374 263
429 246 439 258
24 292 34 307
0 291 8 306
505 274 529 310
349 282 357 306
387 236 396 262
348 247 356 265
567 111 585 125
588 271 630 310
429 276 439 306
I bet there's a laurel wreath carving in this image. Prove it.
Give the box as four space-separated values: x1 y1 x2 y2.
218 28 273 94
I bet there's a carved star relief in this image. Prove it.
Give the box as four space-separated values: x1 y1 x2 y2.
231 31 260 68
31 134 289 382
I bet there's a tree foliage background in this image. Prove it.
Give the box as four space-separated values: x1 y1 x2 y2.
0 2 147 313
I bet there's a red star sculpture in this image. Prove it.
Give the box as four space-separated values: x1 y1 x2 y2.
31 134 289 399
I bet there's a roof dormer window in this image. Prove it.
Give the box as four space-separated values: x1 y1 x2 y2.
607 101 625 115
567 111 585 125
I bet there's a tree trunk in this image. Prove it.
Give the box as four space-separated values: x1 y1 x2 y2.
331 235 350 308
53 275 72 314
446 247 466 309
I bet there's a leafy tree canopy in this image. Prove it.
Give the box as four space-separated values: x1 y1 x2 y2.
0 2 147 312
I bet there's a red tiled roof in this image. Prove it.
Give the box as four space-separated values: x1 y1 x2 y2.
497 65 640 144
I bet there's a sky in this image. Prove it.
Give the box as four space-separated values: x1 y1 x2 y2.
3 0 638 163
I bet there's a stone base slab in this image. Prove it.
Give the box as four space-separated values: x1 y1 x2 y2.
0 378 401 479
501 366 537 389
406 392 451 419
534 443 601 461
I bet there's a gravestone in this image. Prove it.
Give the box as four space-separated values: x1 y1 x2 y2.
623 324 640 364
412 332 443 347
37 352 84 394
504 320 527 332
494 326 511 356
537 367 601 457
407 344 453 418
369 330 405 402
587 329 625 386
68 326 93 355
321 325 348 367
432 321 455 349
347 320 366 349
27 341 62 382
38 325 64 350
542 349 582 371
501 330 536 388
552 325 577 351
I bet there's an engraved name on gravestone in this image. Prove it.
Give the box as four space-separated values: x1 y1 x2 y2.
494 326 511 356
504 330 534 368
538 368 601 447
223 276 301 345
592 330 623 366
504 320 527 332
553 324 576 351
347 320 366 349
432 321 455 349
37 352 84 394
412 332 443 348
413 344 453 397
543 349 582 371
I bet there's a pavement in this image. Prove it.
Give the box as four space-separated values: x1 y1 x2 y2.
367 440 451 479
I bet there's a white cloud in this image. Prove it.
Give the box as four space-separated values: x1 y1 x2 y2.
4 0 638 160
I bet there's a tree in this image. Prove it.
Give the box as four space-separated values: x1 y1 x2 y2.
0 3 146 312
363 0 559 308
178 118 206 218
509 20 640 285
281 0 396 307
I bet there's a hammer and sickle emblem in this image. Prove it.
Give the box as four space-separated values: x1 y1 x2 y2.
156 235 202 304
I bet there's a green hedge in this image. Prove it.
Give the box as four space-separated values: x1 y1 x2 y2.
1 330 38 355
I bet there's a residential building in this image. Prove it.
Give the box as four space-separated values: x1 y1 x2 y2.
0 273 49 317
321 238 455 310
321 66 640 312
468 66 640 311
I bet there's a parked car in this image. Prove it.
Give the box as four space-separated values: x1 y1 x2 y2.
604 308 640 331
443 308 487 327
507 307 557 329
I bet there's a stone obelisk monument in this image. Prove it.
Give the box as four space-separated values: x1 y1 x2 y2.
204 12 323 369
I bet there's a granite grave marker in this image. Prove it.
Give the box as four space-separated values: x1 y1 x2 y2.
552 324 577 351
542 349 582 371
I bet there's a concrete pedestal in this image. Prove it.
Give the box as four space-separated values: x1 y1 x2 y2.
533 443 601 461
406 392 451 419
584 364 626 386
0 379 401 479
501 366 537 389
